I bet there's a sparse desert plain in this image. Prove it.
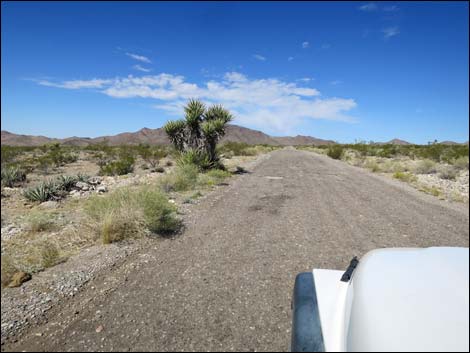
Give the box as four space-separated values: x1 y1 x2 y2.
1 133 468 351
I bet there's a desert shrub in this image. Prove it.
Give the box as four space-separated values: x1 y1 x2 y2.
364 159 380 172
25 212 57 233
393 171 417 183
380 160 405 173
160 164 199 192
85 186 180 242
437 165 459 180
413 159 437 174
137 144 167 168
36 155 54 174
39 241 61 268
137 187 181 235
218 142 259 157
327 145 344 160
1 165 27 187
1 255 18 287
99 156 135 176
199 169 232 187
43 143 78 167
23 180 62 202
1 146 21 164
452 156 469 170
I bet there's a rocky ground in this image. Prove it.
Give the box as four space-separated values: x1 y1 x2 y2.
0 153 262 347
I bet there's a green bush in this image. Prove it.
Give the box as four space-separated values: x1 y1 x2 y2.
85 186 181 242
327 145 344 160
452 156 469 170
160 164 199 192
1 166 27 187
99 156 135 176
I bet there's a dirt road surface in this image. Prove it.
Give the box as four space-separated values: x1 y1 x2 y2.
3 149 469 352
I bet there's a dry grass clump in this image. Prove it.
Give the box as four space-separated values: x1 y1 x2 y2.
364 159 381 172
413 159 437 174
393 171 417 183
85 186 181 243
437 165 459 180
23 211 58 233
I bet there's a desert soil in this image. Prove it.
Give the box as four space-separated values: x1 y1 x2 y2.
2 148 469 352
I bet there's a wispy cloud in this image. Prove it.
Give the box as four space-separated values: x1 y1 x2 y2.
133 64 152 73
330 80 343 86
32 78 113 89
302 41 310 49
34 72 357 134
297 77 314 83
126 52 152 63
359 3 378 11
321 43 331 50
288 56 294 61
382 26 400 39
383 5 399 12
252 54 266 61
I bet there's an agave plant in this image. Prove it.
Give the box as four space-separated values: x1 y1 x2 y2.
163 99 233 168
56 175 78 191
23 180 59 202
1 166 27 187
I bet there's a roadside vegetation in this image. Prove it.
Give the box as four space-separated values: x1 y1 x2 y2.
298 142 469 202
1 99 276 287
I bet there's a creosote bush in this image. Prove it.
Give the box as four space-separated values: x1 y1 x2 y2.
326 145 344 160
413 159 437 174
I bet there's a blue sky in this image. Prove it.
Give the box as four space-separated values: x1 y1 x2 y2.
1 1 468 143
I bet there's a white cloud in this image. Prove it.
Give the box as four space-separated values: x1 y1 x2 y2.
34 72 357 134
330 80 343 86
321 44 331 49
288 56 294 61
302 41 310 49
383 5 399 12
297 77 314 83
126 52 152 63
382 26 400 39
133 64 152 73
252 54 266 61
359 3 378 11
35 78 114 89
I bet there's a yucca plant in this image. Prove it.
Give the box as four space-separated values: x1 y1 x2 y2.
164 99 233 169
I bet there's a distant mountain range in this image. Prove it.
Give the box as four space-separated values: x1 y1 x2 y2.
1 125 335 147
1 125 467 147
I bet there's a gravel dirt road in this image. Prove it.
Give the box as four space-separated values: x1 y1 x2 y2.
3 148 469 352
